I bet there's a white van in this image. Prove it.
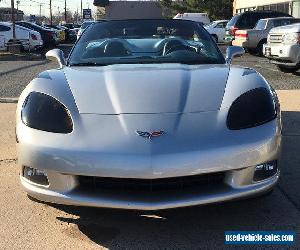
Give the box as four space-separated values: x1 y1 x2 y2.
0 22 43 51
174 13 210 25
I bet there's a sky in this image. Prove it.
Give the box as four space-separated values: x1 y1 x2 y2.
0 0 97 17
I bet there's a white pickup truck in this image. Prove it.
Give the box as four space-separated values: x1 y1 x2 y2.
264 23 300 73
233 17 300 55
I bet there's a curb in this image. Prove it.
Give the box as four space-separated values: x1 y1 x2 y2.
0 98 18 103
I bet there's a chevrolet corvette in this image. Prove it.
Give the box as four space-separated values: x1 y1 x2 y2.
17 19 281 210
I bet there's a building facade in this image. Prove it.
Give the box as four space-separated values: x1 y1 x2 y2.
0 8 24 21
233 0 300 18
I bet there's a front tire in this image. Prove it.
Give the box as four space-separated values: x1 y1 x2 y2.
248 48 257 55
277 65 300 73
256 39 267 56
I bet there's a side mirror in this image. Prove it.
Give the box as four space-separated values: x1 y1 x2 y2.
46 49 66 69
225 46 245 64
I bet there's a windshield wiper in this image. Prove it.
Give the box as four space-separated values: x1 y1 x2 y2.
69 62 108 66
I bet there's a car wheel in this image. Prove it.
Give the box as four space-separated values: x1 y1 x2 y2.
212 35 218 44
256 39 267 57
277 65 300 73
247 49 257 55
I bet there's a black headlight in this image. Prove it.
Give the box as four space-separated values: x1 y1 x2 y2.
21 92 73 133
227 87 277 130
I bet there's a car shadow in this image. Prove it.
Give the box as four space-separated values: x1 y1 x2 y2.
0 52 44 61
47 111 300 249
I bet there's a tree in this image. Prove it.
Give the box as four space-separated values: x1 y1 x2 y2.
160 0 233 20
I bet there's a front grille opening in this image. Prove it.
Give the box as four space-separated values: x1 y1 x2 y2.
77 172 225 192
269 35 283 43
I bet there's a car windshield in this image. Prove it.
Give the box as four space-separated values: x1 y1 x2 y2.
255 20 267 30
204 22 215 27
29 22 50 31
81 22 93 29
227 14 239 27
69 19 225 66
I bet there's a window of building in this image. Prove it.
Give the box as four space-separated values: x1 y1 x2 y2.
270 4 277 11
237 2 290 15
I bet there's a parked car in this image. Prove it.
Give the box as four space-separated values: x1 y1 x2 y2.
264 23 300 73
225 11 292 45
204 20 228 43
233 17 300 55
62 23 79 29
0 34 5 50
61 23 80 35
77 21 94 40
16 21 58 49
0 22 43 51
17 19 281 210
56 25 77 43
174 13 210 25
43 24 66 43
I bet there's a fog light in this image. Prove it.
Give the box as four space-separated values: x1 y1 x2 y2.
23 166 49 185
253 161 278 182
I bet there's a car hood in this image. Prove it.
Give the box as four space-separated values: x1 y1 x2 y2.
64 64 229 114
270 23 300 33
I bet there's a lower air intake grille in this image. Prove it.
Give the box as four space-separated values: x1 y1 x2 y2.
78 172 225 192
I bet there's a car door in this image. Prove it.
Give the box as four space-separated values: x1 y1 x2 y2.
16 26 30 48
214 22 227 41
0 24 12 47
16 26 29 40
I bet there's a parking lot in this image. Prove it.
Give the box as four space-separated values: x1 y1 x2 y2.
0 45 300 249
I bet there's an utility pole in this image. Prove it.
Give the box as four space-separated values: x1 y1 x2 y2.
16 0 19 21
39 4 42 17
81 0 83 21
50 0 53 25
11 0 16 40
64 0 67 23
76 7 79 23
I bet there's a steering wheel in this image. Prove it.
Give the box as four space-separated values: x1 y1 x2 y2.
104 40 131 57
162 39 196 56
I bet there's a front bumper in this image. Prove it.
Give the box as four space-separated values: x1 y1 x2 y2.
17 100 281 210
263 43 300 66
21 167 279 210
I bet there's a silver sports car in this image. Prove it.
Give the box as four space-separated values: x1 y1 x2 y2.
17 19 281 210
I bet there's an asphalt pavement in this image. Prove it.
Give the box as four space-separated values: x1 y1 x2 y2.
0 45 300 249
0 45 299 99
0 92 300 249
